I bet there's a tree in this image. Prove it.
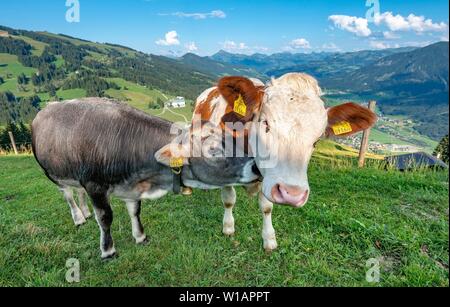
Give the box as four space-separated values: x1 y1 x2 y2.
47 84 57 99
31 73 44 86
0 76 4 85
433 135 449 164
148 101 161 110
156 97 164 109
0 121 32 151
17 73 28 85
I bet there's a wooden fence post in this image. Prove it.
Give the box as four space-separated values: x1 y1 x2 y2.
358 100 377 168
8 131 18 155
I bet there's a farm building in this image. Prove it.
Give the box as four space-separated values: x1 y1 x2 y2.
0 30 9 37
166 96 186 108
384 152 448 171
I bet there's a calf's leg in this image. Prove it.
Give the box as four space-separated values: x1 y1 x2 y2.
221 186 236 236
125 200 147 244
61 187 86 226
77 188 91 219
259 192 278 252
85 185 116 259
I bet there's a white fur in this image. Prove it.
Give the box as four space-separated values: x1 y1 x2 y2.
253 73 328 203
126 200 147 244
77 189 91 219
259 193 277 252
140 189 168 200
62 187 86 226
239 160 260 184
221 187 236 236
101 246 116 259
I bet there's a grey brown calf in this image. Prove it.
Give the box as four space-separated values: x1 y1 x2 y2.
32 98 259 259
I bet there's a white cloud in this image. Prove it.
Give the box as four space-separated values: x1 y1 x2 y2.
328 15 372 37
156 31 180 46
329 12 448 40
374 12 449 33
220 41 269 54
369 41 400 49
321 42 340 51
383 31 400 39
289 38 311 49
185 42 198 52
328 12 449 47
221 40 249 51
369 41 389 49
160 10 226 20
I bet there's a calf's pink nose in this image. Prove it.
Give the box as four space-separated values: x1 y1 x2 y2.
271 183 309 208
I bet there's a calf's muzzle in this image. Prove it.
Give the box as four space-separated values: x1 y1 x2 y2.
271 183 309 208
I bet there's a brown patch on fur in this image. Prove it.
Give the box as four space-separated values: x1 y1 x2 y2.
136 180 152 193
224 203 234 209
326 102 377 137
263 207 272 215
194 89 220 121
218 77 264 125
245 182 261 197
160 149 172 158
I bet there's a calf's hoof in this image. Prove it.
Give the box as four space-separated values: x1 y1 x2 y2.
136 235 149 245
263 239 278 253
74 216 87 227
181 187 193 196
82 211 92 219
101 248 117 261
223 226 235 237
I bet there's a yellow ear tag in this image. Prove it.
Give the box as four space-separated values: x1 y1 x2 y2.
332 121 353 135
169 157 184 169
233 95 247 117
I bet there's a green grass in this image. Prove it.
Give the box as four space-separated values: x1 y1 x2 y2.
37 32 137 57
370 129 413 146
56 88 87 100
105 77 171 108
12 35 48 56
0 155 447 287
147 106 194 123
0 53 37 77
0 53 38 96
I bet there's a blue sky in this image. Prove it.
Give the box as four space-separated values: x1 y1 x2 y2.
0 0 448 56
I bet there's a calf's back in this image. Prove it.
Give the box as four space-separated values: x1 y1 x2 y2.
32 98 174 186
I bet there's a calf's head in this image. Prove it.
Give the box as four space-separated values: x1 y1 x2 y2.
156 73 377 208
218 73 377 207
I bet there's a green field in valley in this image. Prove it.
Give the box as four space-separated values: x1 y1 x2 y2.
0 152 447 287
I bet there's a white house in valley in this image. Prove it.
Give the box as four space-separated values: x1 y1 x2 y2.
166 96 186 108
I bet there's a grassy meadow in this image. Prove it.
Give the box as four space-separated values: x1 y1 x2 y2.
0 32 448 287
0 146 448 287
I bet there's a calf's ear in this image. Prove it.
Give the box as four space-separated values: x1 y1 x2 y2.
326 102 377 137
155 143 190 167
218 76 264 125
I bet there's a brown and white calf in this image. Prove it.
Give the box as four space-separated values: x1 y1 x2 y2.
32 73 376 259
157 73 377 251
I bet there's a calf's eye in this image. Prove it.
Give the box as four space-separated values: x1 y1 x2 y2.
262 120 270 133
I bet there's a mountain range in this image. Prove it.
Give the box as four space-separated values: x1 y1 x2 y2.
200 43 448 140
0 24 448 140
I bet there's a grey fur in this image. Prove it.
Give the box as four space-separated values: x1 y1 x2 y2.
32 98 260 258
